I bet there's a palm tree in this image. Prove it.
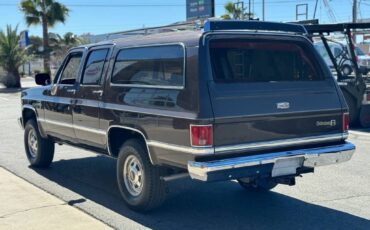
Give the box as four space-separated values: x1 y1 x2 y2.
0 25 27 88
20 0 69 73
221 1 254 20
63 32 82 46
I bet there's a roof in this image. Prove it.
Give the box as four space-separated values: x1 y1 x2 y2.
78 30 203 50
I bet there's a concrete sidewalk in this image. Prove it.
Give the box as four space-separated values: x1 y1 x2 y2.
0 167 110 230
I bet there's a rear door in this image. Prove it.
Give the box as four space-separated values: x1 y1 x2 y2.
73 46 111 147
207 36 344 149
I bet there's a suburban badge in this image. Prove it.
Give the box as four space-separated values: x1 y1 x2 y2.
316 120 337 127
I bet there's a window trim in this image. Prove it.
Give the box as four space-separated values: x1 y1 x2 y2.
56 51 84 85
110 43 186 90
80 48 110 87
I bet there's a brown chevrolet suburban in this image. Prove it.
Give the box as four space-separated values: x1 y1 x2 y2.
19 20 355 211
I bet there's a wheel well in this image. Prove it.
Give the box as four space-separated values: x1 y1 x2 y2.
107 127 148 158
22 108 36 127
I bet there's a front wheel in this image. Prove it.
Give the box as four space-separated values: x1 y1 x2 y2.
116 139 166 211
237 178 277 191
24 119 55 167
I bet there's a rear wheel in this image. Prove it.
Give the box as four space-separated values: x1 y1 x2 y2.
24 119 54 167
343 92 359 125
237 178 277 191
116 139 166 211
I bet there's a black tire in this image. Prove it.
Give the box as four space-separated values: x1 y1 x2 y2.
116 139 166 211
24 119 55 168
237 178 277 191
359 108 370 128
343 92 359 125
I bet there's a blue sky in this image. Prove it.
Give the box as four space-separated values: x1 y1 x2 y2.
0 0 369 37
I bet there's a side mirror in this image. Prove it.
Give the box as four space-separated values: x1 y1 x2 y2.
35 73 51 86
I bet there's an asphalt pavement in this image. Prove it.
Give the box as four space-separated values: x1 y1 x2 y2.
0 86 370 230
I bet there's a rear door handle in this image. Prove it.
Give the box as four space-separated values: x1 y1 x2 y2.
92 90 103 96
66 89 76 94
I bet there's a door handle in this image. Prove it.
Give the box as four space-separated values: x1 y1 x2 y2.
92 90 103 96
67 89 76 94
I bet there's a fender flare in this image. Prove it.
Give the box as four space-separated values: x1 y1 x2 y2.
106 125 155 164
22 105 48 138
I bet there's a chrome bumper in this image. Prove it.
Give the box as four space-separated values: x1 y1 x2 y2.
188 142 355 181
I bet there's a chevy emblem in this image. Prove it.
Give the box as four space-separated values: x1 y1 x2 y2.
277 102 290 109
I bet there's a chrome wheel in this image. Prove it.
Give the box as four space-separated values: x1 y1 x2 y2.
28 128 38 158
123 155 144 196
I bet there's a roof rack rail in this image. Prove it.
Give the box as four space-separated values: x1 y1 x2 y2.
204 20 307 34
305 22 370 34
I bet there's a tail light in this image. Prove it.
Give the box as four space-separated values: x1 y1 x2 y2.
343 113 349 132
367 93 370 102
190 124 213 147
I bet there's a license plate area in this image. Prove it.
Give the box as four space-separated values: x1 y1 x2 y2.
271 157 304 177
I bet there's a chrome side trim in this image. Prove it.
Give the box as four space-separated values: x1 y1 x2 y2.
25 96 197 120
110 83 184 90
101 102 197 120
106 125 154 164
188 142 356 181
147 141 214 155
38 118 106 135
215 133 346 154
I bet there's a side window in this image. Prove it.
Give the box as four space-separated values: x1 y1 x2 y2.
333 47 341 58
59 52 83 85
111 45 184 87
81 49 109 85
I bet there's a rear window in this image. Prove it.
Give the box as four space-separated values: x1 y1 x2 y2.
210 39 324 83
111 45 184 87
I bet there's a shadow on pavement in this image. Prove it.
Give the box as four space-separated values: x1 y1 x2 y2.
0 87 30 94
33 156 370 230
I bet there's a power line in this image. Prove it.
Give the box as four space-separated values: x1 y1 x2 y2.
0 0 321 8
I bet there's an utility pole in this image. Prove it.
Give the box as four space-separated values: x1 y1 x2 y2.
262 0 265 21
234 1 245 20
313 0 318 19
353 0 357 23
353 0 357 43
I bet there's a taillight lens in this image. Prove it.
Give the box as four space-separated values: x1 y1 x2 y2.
343 113 349 132
366 93 370 102
190 125 213 147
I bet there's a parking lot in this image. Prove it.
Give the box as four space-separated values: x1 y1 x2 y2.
1 88 370 230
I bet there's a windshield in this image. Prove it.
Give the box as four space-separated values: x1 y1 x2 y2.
210 39 324 83
355 47 365 56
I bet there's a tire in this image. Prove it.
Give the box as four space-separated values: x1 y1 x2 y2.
237 178 277 191
359 107 370 128
24 119 55 168
343 92 359 125
116 139 166 211
342 65 352 76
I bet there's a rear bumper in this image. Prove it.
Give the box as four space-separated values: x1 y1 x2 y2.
188 142 355 181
